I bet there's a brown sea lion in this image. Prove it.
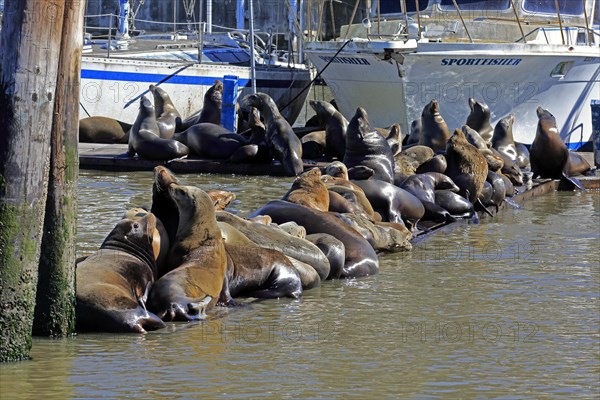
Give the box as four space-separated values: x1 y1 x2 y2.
216 211 330 281
206 189 236 211
343 107 395 183
567 152 591 176
445 128 489 204
247 201 379 278
242 92 304 176
150 166 179 254
336 212 412 253
150 84 182 139
309 100 349 160
79 116 131 144
76 213 166 333
148 184 227 321
465 98 493 147
282 168 330 212
419 99 451 152
127 97 189 161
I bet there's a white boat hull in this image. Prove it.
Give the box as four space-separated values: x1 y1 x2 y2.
306 42 600 148
80 57 314 125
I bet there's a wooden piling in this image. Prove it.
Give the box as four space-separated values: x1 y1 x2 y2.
33 0 87 337
0 0 66 362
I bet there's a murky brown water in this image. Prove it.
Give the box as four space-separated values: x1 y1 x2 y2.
1 171 599 399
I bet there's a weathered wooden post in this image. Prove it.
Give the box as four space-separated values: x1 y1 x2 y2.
33 0 87 337
0 0 66 361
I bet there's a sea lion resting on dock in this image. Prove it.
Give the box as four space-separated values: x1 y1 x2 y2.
79 116 131 144
76 213 166 333
127 97 189 161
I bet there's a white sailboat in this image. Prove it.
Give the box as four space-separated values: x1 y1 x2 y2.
80 0 314 125
305 0 600 149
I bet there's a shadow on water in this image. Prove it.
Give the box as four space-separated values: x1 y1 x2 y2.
1 172 598 398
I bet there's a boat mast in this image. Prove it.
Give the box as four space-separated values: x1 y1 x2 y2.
249 0 257 93
206 0 212 33
237 0 246 30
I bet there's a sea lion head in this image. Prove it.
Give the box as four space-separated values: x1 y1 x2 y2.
241 92 278 114
206 189 236 211
468 97 490 118
153 166 178 194
323 161 349 180
309 100 337 123
536 106 558 134
423 99 439 117
139 96 155 115
101 213 158 268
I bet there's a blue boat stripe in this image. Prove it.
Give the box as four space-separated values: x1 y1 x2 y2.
80 69 308 89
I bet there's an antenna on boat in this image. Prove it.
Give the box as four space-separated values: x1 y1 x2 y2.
206 0 212 33
554 0 565 45
249 0 257 93
582 0 590 46
508 0 527 43
451 0 473 43
197 0 204 64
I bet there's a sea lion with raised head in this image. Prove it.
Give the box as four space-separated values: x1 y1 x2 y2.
282 168 330 212
181 80 223 129
343 107 395 183
127 97 189 161
465 98 493 147
76 213 166 333
309 100 349 159
150 84 182 138
242 92 304 176
148 184 227 321
419 99 451 152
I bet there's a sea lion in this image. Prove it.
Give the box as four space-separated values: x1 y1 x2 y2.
352 179 425 229
491 114 523 185
275 221 307 238
174 123 250 159
416 154 447 174
343 107 395 183
400 145 435 166
76 213 166 333
336 212 412 252
445 128 488 203
309 100 348 159
148 184 227 321
149 84 182 138
216 211 330 281
217 222 302 302
515 143 531 170
150 166 179 253
465 98 493 147
386 124 403 156
182 80 223 129
79 116 131 144
434 190 474 217
407 118 423 145
398 173 458 223
567 152 592 176
305 233 345 280
242 93 304 176
206 189 236 211
419 99 451 152
485 170 507 211
301 130 326 159
328 190 369 217
282 168 330 212
127 97 189 161
247 201 379 278
463 124 488 152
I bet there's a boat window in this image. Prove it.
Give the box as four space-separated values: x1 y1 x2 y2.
523 0 584 15
378 1 429 14
439 0 510 11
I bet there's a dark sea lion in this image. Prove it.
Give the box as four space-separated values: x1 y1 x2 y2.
217 222 302 302
479 181 494 206
242 92 303 176
419 99 451 152
301 130 326 159
127 97 189 161
182 80 223 129
499 173 515 197
352 179 424 229
435 190 474 217
463 124 488 152
400 145 435 166
149 84 182 138
445 128 488 203
343 107 395 183
305 234 345 280
567 152 592 176
386 124 403 156
485 170 507 211
216 211 330 280
530 107 582 188
149 184 227 321
174 123 249 159
247 201 379 278
79 116 131 144
76 213 166 333
328 190 368 217
416 154 446 174
407 118 423 145
347 165 376 180
309 100 348 159
465 98 493 147
515 143 531 170
282 168 330 212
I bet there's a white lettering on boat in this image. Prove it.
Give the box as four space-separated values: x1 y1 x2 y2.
319 56 371 65
441 58 522 66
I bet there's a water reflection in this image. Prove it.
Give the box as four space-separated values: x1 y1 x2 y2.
1 174 598 398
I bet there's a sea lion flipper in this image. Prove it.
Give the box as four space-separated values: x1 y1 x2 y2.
561 171 586 191
503 198 522 209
